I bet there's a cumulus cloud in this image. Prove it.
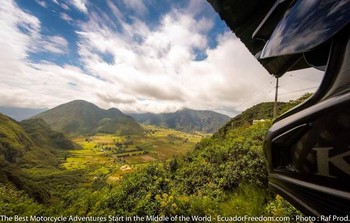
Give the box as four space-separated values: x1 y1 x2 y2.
97 93 136 105
0 0 323 116
0 0 40 72
70 0 88 13
73 5 279 114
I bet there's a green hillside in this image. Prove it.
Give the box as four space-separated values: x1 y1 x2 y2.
21 119 75 150
215 94 312 138
0 113 78 204
32 100 144 136
0 112 75 169
87 98 307 217
0 113 33 165
130 108 231 133
0 96 311 217
215 102 285 138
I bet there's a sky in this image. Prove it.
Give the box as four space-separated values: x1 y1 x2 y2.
0 0 323 116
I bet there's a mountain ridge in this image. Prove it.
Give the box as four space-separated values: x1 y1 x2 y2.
32 100 143 136
214 93 312 139
129 107 230 133
0 112 79 203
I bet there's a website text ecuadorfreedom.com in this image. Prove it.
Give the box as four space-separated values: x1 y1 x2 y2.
216 215 290 222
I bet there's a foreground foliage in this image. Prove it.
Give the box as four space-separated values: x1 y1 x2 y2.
1 121 298 219
2 95 313 219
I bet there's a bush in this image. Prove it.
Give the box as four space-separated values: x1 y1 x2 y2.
265 195 302 219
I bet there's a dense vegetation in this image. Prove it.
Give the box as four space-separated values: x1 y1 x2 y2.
129 108 230 133
0 114 78 204
1 95 312 220
0 114 74 168
215 93 312 138
1 120 298 220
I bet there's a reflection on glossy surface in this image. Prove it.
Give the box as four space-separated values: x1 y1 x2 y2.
260 0 350 59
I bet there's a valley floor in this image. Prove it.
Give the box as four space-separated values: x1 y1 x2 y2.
1 122 300 221
63 125 204 185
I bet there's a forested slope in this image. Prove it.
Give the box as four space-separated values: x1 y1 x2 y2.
1 95 312 217
130 108 230 133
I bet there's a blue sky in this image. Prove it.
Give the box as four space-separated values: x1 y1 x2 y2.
0 0 322 116
17 0 226 67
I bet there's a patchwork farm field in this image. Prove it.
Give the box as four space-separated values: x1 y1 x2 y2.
64 125 205 184
10 126 206 199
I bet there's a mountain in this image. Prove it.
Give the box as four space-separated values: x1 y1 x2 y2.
0 95 309 212
215 102 286 138
215 93 312 138
0 113 75 202
32 100 143 136
0 106 47 121
21 119 75 150
0 113 33 165
0 113 74 167
129 108 231 133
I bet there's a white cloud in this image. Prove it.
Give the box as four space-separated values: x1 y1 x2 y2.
52 0 70 10
40 35 69 55
35 0 47 8
186 0 208 16
73 7 276 114
107 0 123 19
0 62 105 108
60 12 73 22
0 1 87 108
0 0 40 71
70 0 88 13
75 3 323 115
122 0 147 16
60 3 70 11
0 0 323 116
22 33 70 55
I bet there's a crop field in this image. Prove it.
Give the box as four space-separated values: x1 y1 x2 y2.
62 125 205 184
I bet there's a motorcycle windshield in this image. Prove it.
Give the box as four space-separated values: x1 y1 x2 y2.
260 0 350 59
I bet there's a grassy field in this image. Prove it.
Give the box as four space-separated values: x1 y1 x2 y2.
62 125 205 184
